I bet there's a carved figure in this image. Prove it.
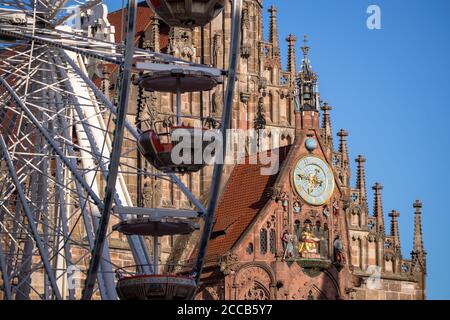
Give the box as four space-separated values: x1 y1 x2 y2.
298 224 320 257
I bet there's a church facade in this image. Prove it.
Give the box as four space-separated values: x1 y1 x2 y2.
191 47 427 300
99 0 426 300
101 0 298 265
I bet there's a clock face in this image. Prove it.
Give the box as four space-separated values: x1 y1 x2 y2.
293 156 335 206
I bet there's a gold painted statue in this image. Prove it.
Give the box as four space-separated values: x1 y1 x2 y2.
298 224 320 257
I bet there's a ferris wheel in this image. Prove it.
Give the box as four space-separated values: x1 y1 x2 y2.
0 0 242 300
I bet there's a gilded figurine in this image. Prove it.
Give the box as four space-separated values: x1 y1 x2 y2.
298 224 320 258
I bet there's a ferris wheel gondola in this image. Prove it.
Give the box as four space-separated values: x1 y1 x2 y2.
136 62 222 174
0 0 242 301
137 118 219 174
146 0 226 27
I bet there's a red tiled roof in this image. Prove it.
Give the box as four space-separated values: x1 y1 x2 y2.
103 2 154 78
202 145 292 259
107 2 169 48
108 2 154 45
94 2 170 88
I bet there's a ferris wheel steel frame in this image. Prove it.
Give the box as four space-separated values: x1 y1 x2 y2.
0 0 243 300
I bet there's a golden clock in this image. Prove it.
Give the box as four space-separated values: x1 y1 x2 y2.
293 156 335 206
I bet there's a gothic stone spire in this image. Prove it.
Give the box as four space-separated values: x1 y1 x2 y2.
298 35 319 112
356 155 368 206
299 35 315 80
286 34 297 81
372 183 385 234
321 102 333 148
268 5 280 59
413 200 425 254
338 129 349 157
411 200 427 289
389 210 401 251
337 129 350 186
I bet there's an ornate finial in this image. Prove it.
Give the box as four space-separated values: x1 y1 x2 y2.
414 200 423 210
287 34 296 44
297 34 318 112
356 155 366 164
301 34 310 56
321 102 332 112
299 34 314 76
269 5 277 14
373 182 383 191
389 210 400 218
337 128 348 138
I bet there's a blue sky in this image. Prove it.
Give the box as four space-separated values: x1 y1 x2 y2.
262 0 450 300
105 0 450 299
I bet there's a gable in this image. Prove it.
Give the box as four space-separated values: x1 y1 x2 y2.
202 146 292 260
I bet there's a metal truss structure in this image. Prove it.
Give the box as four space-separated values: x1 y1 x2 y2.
0 0 242 300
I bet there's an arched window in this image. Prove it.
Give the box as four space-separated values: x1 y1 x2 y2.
269 229 276 254
269 93 274 122
260 229 267 255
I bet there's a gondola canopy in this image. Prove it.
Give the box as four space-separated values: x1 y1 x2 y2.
146 0 226 27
